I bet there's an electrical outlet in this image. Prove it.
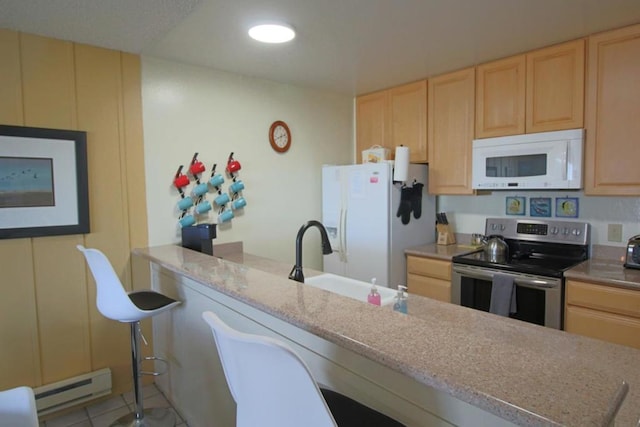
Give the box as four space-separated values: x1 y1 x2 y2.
608 224 623 242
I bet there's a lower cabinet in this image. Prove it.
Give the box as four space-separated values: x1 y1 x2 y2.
565 279 640 349
406 255 451 303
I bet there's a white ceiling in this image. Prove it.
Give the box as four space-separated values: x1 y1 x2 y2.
2 0 640 95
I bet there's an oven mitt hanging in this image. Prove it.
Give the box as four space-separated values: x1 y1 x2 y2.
411 182 423 219
396 185 413 225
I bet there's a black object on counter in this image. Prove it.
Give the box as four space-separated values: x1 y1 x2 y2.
181 223 216 255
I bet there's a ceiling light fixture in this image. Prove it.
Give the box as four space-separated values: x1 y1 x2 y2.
248 24 296 43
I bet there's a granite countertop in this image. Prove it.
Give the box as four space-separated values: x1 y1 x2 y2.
134 245 640 427
566 258 640 290
404 243 480 260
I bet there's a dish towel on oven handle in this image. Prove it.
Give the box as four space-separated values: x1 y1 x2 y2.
489 274 517 316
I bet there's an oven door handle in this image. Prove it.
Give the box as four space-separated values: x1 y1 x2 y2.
452 265 560 289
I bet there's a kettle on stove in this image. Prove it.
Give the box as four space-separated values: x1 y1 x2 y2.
484 235 509 263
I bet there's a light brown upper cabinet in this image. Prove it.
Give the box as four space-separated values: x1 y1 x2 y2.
476 55 526 138
475 39 584 138
526 39 585 133
355 80 427 163
585 24 640 196
428 67 475 195
356 89 388 163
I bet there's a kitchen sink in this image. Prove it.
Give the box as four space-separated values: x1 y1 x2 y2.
305 273 396 306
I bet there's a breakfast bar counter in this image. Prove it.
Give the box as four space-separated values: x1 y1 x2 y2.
134 245 640 427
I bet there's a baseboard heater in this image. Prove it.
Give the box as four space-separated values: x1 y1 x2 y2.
34 368 112 415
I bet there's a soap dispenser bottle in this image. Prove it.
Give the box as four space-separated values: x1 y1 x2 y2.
367 278 381 306
393 285 408 314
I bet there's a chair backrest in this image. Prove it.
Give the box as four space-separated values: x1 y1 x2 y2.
201 311 337 427
77 245 142 322
0 386 38 427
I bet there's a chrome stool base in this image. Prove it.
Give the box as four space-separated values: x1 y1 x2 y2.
110 407 176 427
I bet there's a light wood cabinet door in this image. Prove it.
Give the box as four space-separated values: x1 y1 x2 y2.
388 80 428 163
565 305 640 349
406 256 451 302
407 273 451 303
428 67 475 195
526 39 585 133
475 55 525 138
585 24 640 195
565 279 640 349
356 90 389 163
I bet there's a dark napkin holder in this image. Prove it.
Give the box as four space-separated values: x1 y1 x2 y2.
181 223 216 256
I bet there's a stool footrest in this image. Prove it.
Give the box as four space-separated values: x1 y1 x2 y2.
141 356 169 376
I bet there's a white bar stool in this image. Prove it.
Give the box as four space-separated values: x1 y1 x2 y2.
201 310 405 427
78 245 180 427
0 386 38 427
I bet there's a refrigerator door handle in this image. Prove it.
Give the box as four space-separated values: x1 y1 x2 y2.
340 207 348 263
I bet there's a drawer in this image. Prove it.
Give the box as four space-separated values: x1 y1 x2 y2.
566 280 640 318
407 273 451 303
406 256 451 280
565 305 640 349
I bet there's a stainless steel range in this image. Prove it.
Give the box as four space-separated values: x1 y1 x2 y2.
451 218 589 329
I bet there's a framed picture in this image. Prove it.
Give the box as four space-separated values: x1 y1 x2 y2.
0 125 90 239
556 197 579 218
505 196 526 216
530 197 552 217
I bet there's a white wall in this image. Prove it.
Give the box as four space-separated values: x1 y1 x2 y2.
141 57 353 269
439 191 640 248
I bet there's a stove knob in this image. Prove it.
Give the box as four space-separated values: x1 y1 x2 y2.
562 227 570 235
550 226 559 235
572 229 581 236
491 224 497 231
499 224 506 231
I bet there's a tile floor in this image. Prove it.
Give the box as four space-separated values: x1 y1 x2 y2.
40 383 187 427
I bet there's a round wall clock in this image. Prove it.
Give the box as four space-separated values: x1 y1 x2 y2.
269 120 291 153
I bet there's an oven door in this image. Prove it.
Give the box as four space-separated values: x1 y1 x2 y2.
451 264 562 329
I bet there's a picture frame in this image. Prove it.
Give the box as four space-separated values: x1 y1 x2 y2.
556 197 579 218
0 124 90 239
505 196 526 216
530 197 552 217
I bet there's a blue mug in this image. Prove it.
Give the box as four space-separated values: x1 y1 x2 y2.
218 210 234 223
231 197 247 210
193 182 209 197
177 197 193 211
229 180 245 193
209 174 224 187
179 215 196 228
195 200 212 214
214 193 230 206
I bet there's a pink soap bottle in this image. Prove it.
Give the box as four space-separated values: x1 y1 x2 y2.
367 278 381 306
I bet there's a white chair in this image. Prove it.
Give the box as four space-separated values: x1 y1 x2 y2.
202 310 337 427
78 245 180 427
0 386 38 427
202 311 405 427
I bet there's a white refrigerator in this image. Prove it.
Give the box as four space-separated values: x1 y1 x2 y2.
321 162 436 288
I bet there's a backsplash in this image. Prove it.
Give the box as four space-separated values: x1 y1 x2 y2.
438 191 640 248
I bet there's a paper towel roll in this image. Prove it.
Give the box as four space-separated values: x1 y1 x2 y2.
393 146 410 182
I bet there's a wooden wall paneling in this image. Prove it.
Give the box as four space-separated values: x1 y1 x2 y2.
120 53 148 254
20 32 93 385
0 29 24 125
0 240 41 389
32 236 91 383
120 52 154 385
74 43 132 394
20 33 76 129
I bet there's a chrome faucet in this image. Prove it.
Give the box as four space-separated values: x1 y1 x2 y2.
289 220 333 283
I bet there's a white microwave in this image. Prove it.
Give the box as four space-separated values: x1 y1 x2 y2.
472 129 584 190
